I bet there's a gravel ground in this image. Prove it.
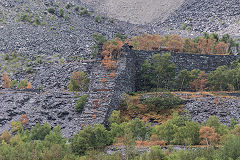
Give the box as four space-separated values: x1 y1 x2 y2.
80 0 185 24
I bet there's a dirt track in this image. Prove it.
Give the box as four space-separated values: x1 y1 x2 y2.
81 0 185 24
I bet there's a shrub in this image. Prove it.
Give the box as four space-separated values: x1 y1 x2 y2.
68 71 89 92
74 95 87 113
10 121 23 133
146 146 166 160
74 6 80 12
71 124 113 156
0 131 11 143
59 8 64 17
47 8 55 14
65 3 73 9
17 79 28 89
181 23 187 30
26 82 32 89
142 93 183 111
79 9 89 16
95 15 102 23
109 110 121 125
10 80 17 88
20 114 29 125
1 72 11 88
221 135 240 160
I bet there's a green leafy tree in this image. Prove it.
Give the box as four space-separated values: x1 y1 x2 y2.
139 59 153 91
206 116 229 136
74 95 88 113
172 121 200 145
151 53 176 89
208 66 229 90
30 123 51 140
71 124 113 156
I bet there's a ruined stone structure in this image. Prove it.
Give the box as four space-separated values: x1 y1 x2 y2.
0 44 239 137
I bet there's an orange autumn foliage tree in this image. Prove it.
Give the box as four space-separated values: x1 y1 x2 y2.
1 72 11 88
199 126 220 146
166 35 183 52
20 114 29 125
190 72 208 91
26 82 32 89
101 37 125 70
215 42 229 55
129 34 229 55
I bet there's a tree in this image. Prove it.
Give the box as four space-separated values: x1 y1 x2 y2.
175 70 192 91
206 116 229 136
183 38 196 53
189 72 208 91
18 79 28 89
151 53 176 89
172 121 200 145
221 135 240 160
127 118 151 141
199 126 220 146
139 59 153 91
10 121 23 133
122 128 136 160
214 42 228 55
30 123 51 140
1 72 11 88
166 35 183 52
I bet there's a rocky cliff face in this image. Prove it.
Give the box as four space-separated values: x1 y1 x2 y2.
0 90 82 137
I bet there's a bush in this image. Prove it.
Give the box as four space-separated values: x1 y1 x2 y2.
71 124 113 156
108 110 121 125
10 121 23 133
1 72 11 88
17 79 28 89
221 135 240 160
0 131 11 143
142 93 183 111
59 8 64 17
146 146 166 160
68 71 89 92
47 8 55 14
74 95 88 113
65 3 73 9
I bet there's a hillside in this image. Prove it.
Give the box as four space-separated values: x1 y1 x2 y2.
1 0 240 159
